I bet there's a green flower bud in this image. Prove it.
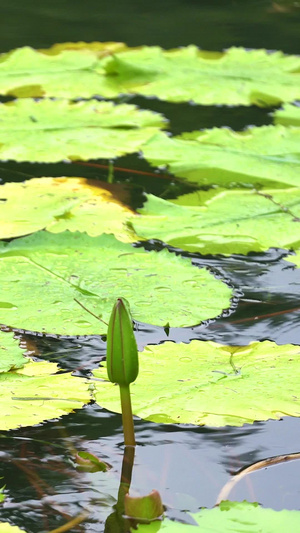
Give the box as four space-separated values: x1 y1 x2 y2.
106 298 139 386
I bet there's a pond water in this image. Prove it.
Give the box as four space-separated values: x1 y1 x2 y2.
0 1 300 531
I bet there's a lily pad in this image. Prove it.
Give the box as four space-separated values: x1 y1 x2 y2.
0 331 28 372
0 177 136 241
93 340 300 427
104 45 300 106
0 358 91 430
285 249 300 268
0 99 165 162
0 231 231 335
0 41 127 98
136 501 300 532
0 525 27 533
142 127 300 188
130 189 300 255
1 44 300 106
273 104 300 126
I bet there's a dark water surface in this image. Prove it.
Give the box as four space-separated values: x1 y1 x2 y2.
0 1 300 531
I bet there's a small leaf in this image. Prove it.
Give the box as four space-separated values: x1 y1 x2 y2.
75 451 110 472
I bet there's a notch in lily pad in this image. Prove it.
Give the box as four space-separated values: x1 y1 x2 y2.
106 298 139 446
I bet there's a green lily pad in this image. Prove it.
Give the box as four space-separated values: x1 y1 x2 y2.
104 45 300 106
136 501 300 532
0 231 231 335
285 249 300 268
93 340 300 427
0 331 28 372
0 525 27 533
142 127 300 188
0 41 127 99
0 358 91 430
129 189 300 255
1 44 300 106
0 177 136 240
0 99 165 162
273 104 300 126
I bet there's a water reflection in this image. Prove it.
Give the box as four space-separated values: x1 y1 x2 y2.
0 406 299 531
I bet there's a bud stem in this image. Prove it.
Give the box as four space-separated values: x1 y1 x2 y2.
119 385 136 446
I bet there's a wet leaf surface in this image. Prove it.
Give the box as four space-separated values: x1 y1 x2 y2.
93 340 300 427
0 99 165 162
0 231 232 335
142 126 300 188
130 189 300 255
0 177 136 240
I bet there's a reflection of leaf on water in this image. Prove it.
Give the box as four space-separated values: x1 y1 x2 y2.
268 0 300 13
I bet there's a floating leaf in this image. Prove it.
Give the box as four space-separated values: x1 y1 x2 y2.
0 42 127 98
0 177 136 240
104 46 300 106
93 340 300 427
0 231 231 335
273 104 300 126
0 99 165 162
285 248 300 268
0 525 27 533
0 485 5 503
0 358 91 430
1 44 300 106
136 501 300 532
129 190 300 255
0 331 28 373
142 127 300 188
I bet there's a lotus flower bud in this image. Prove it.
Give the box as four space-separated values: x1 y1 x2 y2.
106 298 139 386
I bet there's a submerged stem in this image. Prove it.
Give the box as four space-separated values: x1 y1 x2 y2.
108 161 114 183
